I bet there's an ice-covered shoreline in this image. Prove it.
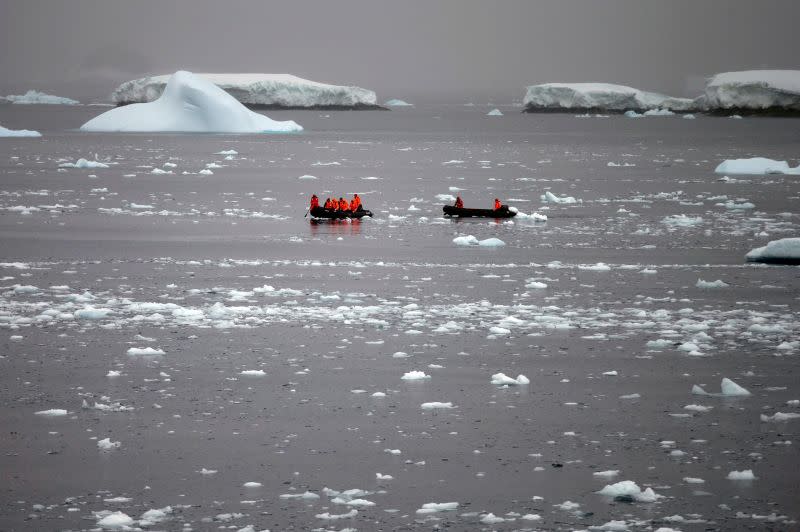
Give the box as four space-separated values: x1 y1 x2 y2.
111 73 386 109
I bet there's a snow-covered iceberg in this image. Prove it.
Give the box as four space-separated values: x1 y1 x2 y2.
0 124 41 137
746 237 800 265
523 83 696 113
112 73 380 109
714 157 800 175
1 90 79 105
81 71 302 133
701 70 800 113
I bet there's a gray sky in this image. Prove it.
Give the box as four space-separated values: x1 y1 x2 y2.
1 0 798 100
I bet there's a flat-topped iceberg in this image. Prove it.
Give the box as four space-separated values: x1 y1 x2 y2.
746 237 800 265
523 83 696 113
384 98 413 107
81 71 302 133
714 157 800 175
112 73 380 109
1 90 79 105
702 70 800 113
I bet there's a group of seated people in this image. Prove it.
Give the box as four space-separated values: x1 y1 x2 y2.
454 196 503 210
310 193 363 212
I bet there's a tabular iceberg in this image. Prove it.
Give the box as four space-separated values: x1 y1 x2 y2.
701 70 800 113
1 90 79 105
746 238 800 265
0 124 42 137
111 73 381 109
80 71 302 133
523 83 696 113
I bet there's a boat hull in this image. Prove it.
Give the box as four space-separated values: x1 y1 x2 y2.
310 206 373 219
443 205 516 218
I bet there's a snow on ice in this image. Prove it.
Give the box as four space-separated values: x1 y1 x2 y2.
702 70 800 111
82 71 303 133
714 157 800 175
746 238 800 264
523 83 695 112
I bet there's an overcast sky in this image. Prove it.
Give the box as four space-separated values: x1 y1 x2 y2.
1 0 798 100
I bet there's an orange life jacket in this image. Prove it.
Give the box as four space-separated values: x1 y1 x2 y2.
494 199 501 210
310 196 319 209
339 198 348 211
350 199 358 211
455 197 463 208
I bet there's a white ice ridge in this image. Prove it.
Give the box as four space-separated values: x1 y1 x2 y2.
702 70 800 111
81 71 302 133
1 90 79 105
111 72 378 107
523 83 696 112
746 237 800 264
0 123 42 138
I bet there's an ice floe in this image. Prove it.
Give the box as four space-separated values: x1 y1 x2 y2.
692 377 751 397
0 124 42 137
714 157 800 175
490 372 529 385
746 237 800 264
597 480 662 502
2 90 79 105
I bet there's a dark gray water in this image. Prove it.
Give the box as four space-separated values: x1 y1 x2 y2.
1 104 799 531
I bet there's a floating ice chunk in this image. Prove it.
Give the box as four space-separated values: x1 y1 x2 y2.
216 149 238 155
480 513 506 524
240 369 266 376
371 391 386 397
683 477 705 484
4 90 79 105
97 438 121 451
662 214 703 227
593 470 620 478
760 412 800 422
643 108 675 116
541 191 579 204
692 377 750 396
401 370 430 380
696 279 729 288
746 237 800 264
489 326 511 335
59 158 110 168
200 468 217 475
315 509 358 519
82 71 302 133
279 491 320 500
243 481 262 488
127 347 165 356
421 402 455 410
416 502 458 514
597 480 661 502
526 281 548 289
510 207 548 222
298 174 317 180
35 409 68 416
198 168 213 175
436 193 457 202
522 513 542 520
624 110 643 118
0 123 42 137
579 262 611 271
555 500 580 510
684 404 713 413
727 469 756 480
491 372 529 385
452 235 505 247
487 108 503 116
683 114 696 119
96 511 134 529
602 370 618 376
139 506 172 526
647 339 672 349
714 157 800 175
376 473 393 480
385 98 413 106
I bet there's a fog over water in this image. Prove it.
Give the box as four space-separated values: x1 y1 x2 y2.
1 0 799 101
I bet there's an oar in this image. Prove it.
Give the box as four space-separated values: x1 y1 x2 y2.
304 208 310 218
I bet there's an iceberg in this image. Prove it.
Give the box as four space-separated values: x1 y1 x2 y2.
487 108 503 116
714 157 800 175
81 71 302 133
702 70 800 113
384 98 413 107
111 73 380 109
0 124 41 138
1 90 79 105
746 237 800 265
523 83 696 113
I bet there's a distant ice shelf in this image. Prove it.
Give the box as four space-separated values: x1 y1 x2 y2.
111 73 384 109
1 90 79 105
523 83 696 113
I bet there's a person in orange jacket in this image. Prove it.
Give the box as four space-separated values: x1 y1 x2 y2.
310 194 319 210
339 197 349 211
455 195 464 209
349 197 358 211
494 198 502 210
353 193 361 210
